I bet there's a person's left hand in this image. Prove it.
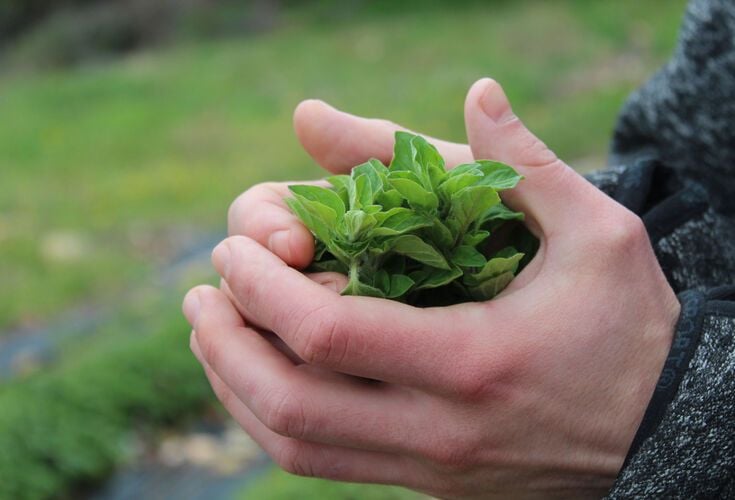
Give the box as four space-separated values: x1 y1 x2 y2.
182 79 679 499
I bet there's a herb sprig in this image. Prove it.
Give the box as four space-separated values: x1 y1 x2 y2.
286 132 537 305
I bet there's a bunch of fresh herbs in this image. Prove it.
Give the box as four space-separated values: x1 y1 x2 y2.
286 132 537 306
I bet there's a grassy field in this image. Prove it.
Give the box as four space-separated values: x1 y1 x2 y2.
0 1 689 498
0 0 687 331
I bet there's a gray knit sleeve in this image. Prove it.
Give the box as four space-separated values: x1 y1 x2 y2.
606 288 735 499
608 0 735 216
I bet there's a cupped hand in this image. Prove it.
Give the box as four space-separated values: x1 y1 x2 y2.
182 79 680 499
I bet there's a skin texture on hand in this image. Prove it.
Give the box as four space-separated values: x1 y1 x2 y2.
182 78 681 499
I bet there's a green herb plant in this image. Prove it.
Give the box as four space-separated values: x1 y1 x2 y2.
286 132 538 306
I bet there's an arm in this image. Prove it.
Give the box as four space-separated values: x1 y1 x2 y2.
609 0 735 216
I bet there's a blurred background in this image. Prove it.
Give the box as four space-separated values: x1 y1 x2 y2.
0 0 688 498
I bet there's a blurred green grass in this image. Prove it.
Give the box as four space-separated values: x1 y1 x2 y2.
239 466 424 499
0 0 687 331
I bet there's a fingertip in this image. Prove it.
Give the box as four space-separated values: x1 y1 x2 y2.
267 230 292 263
192 282 247 330
287 225 316 269
293 99 335 145
465 77 514 125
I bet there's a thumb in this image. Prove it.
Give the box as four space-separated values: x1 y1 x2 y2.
293 99 472 173
464 78 597 231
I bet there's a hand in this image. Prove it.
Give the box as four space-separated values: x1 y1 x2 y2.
183 79 680 499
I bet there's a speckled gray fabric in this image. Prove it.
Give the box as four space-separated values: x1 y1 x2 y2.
585 0 735 496
655 209 735 292
609 0 735 216
608 312 735 499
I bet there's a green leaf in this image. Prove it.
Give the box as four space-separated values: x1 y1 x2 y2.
372 210 431 236
326 175 350 208
462 230 490 247
373 269 391 294
289 184 346 217
411 134 446 188
389 131 420 177
341 210 377 240
480 202 525 224
439 172 483 198
427 218 454 248
391 234 450 269
475 160 523 190
309 259 348 274
363 204 382 215
352 160 384 194
327 175 350 190
467 272 515 300
314 240 328 260
446 162 481 176
412 266 463 290
464 250 524 287
284 196 332 243
388 178 439 211
341 277 385 297
347 173 375 210
375 189 404 210
450 245 487 267
386 274 415 298
447 185 501 234
373 206 410 224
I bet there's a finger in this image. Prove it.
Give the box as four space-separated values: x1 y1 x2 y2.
464 78 602 232
294 99 473 173
306 271 349 293
212 236 469 390
218 272 347 364
227 181 327 269
187 285 436 455
194 348 429 489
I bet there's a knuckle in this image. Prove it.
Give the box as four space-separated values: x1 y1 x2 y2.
227 182 282 235
276 442 317 478
447 352 520 404
221 240 257 305
296 305 346 366
374 118 400 132
452 369 494 402
600 208 648 252
262 389 307 439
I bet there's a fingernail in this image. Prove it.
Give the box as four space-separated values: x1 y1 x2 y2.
182 291 201 325
212 243 231 277
268 230 292 262
479 79 514 123
324 280 342 293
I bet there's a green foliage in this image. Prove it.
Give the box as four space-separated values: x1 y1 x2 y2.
0 316 212 500
288 132 534 304
240 466 424 500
